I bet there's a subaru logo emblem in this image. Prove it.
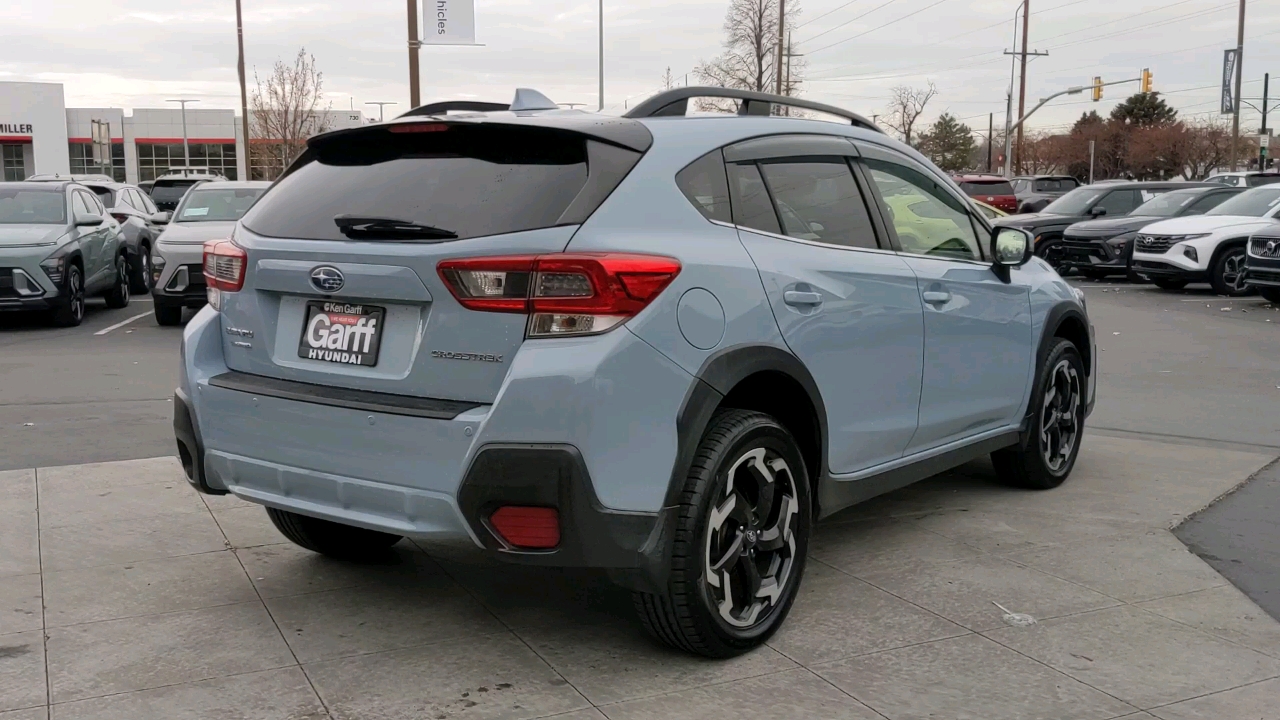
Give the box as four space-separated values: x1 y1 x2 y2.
310 266 344 293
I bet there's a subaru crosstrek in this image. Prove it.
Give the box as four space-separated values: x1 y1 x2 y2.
174 87 1096 658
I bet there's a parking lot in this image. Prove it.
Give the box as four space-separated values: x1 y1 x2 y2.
1 279 1279 720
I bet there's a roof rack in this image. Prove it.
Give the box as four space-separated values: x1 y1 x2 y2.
623 87 881 133
401 100 510 118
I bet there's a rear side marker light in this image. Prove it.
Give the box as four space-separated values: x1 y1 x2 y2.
438 253 681 338
489 506 560 549
203 239 246 310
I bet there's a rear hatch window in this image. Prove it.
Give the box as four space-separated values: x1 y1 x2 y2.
242 124 615 242
151 180 201 205
1246 174 1280 187
959 181 1015 196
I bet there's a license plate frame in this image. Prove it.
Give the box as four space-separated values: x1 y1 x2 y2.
297 300 386 367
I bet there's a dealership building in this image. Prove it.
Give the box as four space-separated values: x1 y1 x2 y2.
1 81 366 183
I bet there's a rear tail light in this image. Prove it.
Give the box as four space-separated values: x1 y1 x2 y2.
202 240 246 310
488 506 559 549
110 213 130 224
438 253 681 338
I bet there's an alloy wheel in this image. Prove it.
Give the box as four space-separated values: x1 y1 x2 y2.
139 253 152 291
1222 252 1247 293
1040 358 1081 474
119 258 130 303
68 268 85 322
703 446 800 629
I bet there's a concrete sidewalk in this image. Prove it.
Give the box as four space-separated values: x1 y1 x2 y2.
2 434 1278 720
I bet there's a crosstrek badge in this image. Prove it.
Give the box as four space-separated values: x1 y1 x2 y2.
296 301 386 367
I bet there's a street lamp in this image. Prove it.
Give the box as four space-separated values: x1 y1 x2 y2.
166 99 199 171
365 101 398 123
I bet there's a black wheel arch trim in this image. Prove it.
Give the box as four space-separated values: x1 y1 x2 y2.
1017 303 1091 448
1208 237 1250 273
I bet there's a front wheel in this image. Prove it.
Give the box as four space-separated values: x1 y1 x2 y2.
1210 246 1254 297
634 409 811 658
266 508 403 560
104 255 131 309
50 264 85 327
992 338 1086 490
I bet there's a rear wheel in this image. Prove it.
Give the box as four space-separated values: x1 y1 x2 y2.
992 338 1086 490
634 409 810 658
129 244 152 294
50 264 85 327
1081 268 1110 280
1152 278 1187 291
1210 245 1254 297
1260 288 1280 304
266 508 403 560
104 255 131 309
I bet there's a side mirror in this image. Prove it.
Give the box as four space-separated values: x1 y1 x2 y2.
150 211 171 225
991 227 1034 282
1089 206 1108 217
74 213 104 227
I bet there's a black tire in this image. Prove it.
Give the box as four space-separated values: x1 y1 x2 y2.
1081 268 1110 280
104 254 131 309
1210 245 1254 297
633 409 811 658
1152 278 1187 291
154 303 183 326
1035 240 1068 274
50 264 85 327
129 243 152 294
1260 288 1280 304
265 507 403 560
992 338 1086 490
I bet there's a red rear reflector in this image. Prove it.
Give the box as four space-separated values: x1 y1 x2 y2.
489 506 559 549
202 239 247 292
389 123 450 133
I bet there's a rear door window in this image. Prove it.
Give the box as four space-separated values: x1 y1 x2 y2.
727 162 781 236
758 160 879 249
242 124 604 241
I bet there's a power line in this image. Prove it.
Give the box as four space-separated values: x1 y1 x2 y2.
794 0 866 30
798 0 903 46
807 0 954 55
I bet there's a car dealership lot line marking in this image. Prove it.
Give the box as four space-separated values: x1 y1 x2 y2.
95 311 154 336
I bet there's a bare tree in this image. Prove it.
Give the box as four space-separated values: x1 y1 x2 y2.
662 66 676 91
248 48 333 180
694 0 802 110
883 82 937 145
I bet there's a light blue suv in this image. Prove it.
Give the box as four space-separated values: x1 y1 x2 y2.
174 88 1095 657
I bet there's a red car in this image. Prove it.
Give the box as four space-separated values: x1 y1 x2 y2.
952 174 1019 214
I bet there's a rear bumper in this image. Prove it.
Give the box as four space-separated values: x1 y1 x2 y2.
175 307 690 586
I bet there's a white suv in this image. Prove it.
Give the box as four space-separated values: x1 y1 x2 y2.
1132 185 1280 295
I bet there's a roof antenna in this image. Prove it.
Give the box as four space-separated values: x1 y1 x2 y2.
510 88 558 112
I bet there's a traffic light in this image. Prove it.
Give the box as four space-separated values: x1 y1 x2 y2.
1141 68 1153 94
1092 76 1103 102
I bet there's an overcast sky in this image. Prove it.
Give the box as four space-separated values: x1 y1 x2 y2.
3 0 1278 133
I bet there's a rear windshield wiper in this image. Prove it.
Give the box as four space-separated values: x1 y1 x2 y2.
334 215 459 241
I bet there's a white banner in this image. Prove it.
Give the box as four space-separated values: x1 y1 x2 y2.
422 0 476 45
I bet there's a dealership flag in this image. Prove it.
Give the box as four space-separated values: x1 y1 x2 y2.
1222 49 1238 115
422 0 476 45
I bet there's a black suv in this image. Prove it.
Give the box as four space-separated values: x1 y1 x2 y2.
1011 175 1081 213
1060 186 1242 279
996 181 1208 271
1244 224 1280 303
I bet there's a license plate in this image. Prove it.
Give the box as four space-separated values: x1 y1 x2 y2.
297 300 385 367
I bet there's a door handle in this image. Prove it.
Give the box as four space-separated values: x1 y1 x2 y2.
922 290 952 305
783 290 823 306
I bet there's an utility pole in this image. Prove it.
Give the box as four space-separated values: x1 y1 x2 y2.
1016 0 1031 169
598 0 604 110
1088 139 1096 184
235 0 249 181
1230 0 1245 171
166 99 197 170
1260 72 1270 170
775 0 786 96
987 113 994 173
407 0 421 108
366 102 397 122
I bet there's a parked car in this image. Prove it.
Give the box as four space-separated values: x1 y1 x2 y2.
1131 185 1280 295
1204 171 1280 188
26 173 116 183
30 177 168 293
953 174 1018 214
1060 186 1243 279
1243 224 1280 303
138 180 155 196
149 170 227 213
0 181 131 326
973 200 1008 221
1011 175 1081 213
996 181 1197 271
173 87 1094 658
151 181 269 325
